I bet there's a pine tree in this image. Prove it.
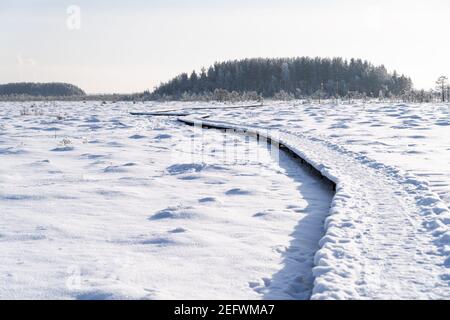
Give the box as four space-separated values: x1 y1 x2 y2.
436 76 449 102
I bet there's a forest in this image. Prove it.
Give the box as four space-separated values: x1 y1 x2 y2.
0 82 86 97
152 57 413 99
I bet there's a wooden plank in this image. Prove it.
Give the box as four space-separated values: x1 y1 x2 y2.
130 112 189 116
130 103 264 117
178 117 337 192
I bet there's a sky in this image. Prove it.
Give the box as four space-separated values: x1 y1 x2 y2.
1 0 450 94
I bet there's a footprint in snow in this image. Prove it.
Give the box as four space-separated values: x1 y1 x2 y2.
154 134 172 140
149 206 194 220
80 153 106 160
166 163 227 176
76 290 115 300
51 146 74 152
105 141 124 147
84 116 100 123
435 121 450 126
444 257 450 269
178 175 201 181
166 163 205 175
129 134 146 139
168 227 187 234
103 163 137 173
249 278 272 295
42 127 61 132
253 212 269 218
0 147 27 155
139 237 174 246
225 188 251 196
29 159 50 166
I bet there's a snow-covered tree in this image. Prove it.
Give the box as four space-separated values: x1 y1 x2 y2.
435 76 449 102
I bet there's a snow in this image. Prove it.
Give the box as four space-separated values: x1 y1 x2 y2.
177 101 450 300
207 102 450 209
0 101 333 300
1 100 449 300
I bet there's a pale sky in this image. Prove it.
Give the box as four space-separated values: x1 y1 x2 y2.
1 0 449 94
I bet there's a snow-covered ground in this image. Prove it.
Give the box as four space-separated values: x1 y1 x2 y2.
207 102 450 209
175 101 450 299
1 100 449 300
0 101 333 299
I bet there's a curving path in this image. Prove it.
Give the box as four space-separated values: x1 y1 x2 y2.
0 101 335 299
179 115 450 300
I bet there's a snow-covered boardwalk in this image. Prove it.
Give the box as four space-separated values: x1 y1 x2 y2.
0 101 448 300
0 101 334 299
179 115 450 300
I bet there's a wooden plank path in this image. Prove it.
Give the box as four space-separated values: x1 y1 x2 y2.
130 103 265 117
177 116 450 300
177 116 337 192
130 112 189 117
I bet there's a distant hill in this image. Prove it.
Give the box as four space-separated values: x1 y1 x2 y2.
153 57 413 99
0 82 86 97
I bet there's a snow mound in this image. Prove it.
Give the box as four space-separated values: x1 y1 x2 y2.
149 205 196 220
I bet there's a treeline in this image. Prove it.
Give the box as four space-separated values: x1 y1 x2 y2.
152 57 413 99
0 82 86 97
0 94 137 102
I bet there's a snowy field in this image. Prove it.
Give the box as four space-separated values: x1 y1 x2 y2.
175 101 450 299
207 102 450 209
0 100 449 300
0 101 333 299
